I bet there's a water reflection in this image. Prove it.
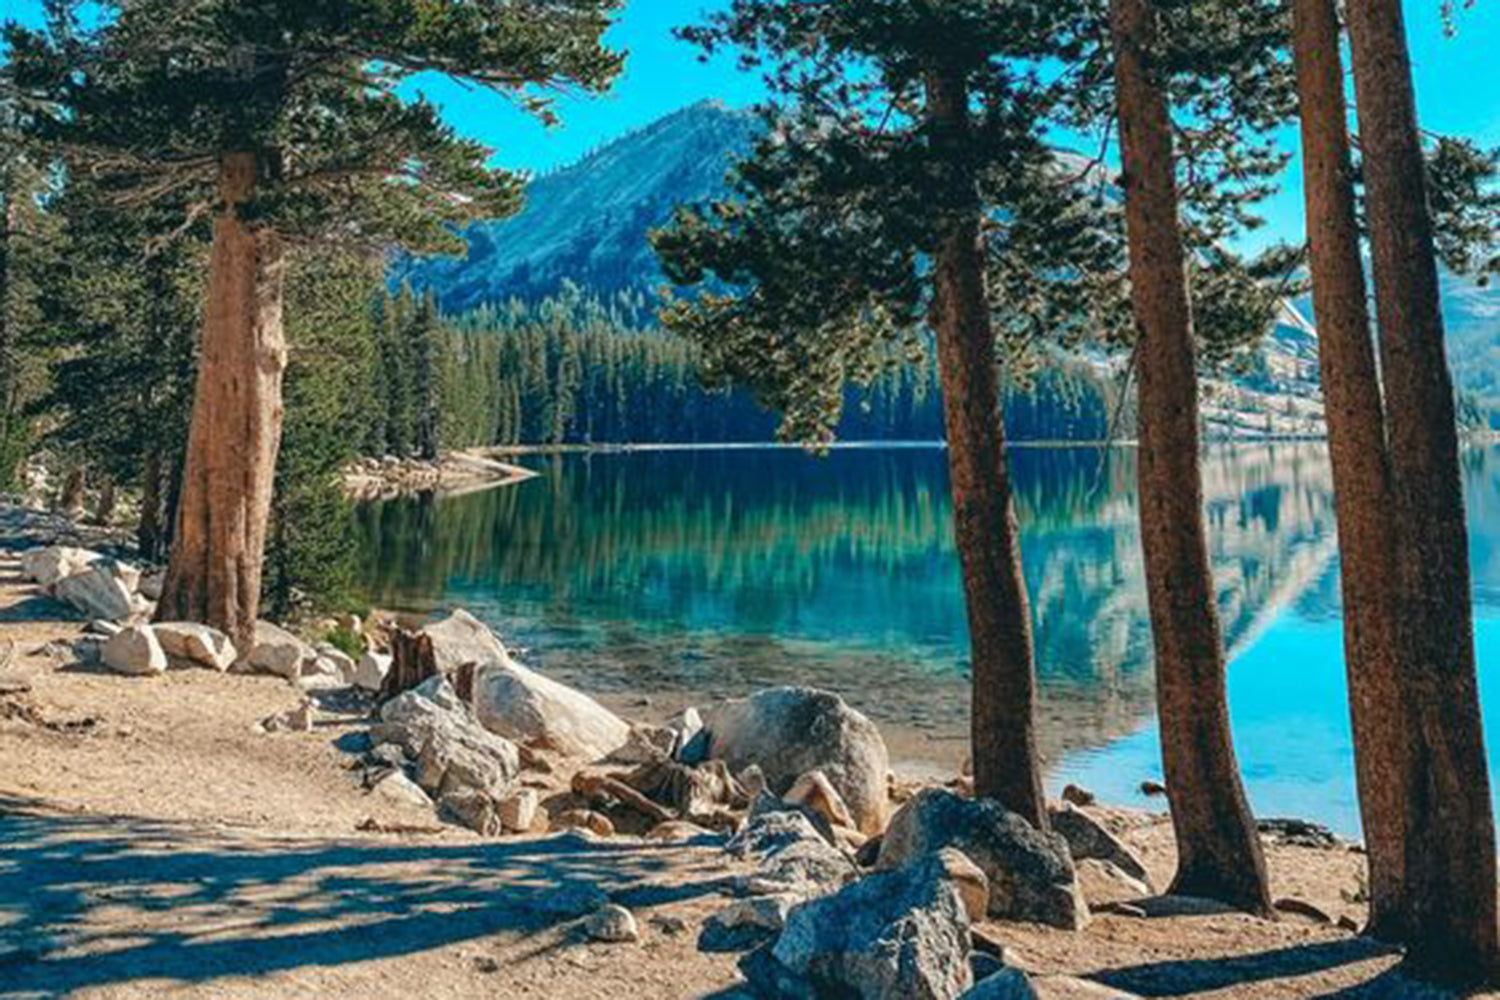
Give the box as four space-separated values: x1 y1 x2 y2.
355 444 1500 831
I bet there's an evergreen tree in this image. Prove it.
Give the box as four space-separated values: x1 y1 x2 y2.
4 0 623 652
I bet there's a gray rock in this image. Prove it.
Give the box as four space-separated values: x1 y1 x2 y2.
353 651 392 692
959 969 1040 1000
153 622 237 671
607 723 679 764
584 904 639 943
747 838 858 899
700 894 799 953
439 790 503 835
749 852 976 1000
1050 803 1151 886
703 686 891 835
670 706 708 764
101 625 167 676
55 563 136 621
21 546 103 589
248 621 316 679
381 677 520 801
878 789 1089 931
261 702 315 733
727 804 827 858
371 769 432 808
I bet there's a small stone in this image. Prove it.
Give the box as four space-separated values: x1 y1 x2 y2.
1139 780 1167 798
584 904 639 943
261 702 315 734
473 956 499 974
1337 914 1360 932
440 790 504 836
499 789 540 833
551 809 615 837
738 764 767 800
372 770 431 808
1061 784 1096 808
700 894 798 952
648 914 689 936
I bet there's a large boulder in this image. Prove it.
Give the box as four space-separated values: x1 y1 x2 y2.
153 622 237 672
21 546 102 589
421 609 510 675
102 625 167 677
745 850 977 1000
353 651 392 692
54 562 137 621
377 676 520 807
703 687 891 835
472 658 630 761
247 621 316 679
878 789 1089 931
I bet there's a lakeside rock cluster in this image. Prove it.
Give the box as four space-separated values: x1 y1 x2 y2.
16 542 1166 999
341 451 537 501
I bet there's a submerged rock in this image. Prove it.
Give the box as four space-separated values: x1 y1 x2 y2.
703 686 891 835
878 789 1089 931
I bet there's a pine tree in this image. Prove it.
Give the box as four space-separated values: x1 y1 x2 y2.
653 0 1130 829
1346 0 1498 978
4 0 623 653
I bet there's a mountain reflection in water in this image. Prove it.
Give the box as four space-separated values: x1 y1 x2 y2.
355 444 1500 835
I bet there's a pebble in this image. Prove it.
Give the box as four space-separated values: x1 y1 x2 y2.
584 904 639 943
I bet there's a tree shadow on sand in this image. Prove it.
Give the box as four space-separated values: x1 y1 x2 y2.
0 796 732 998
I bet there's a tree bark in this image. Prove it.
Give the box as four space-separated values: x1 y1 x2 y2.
1290 0 1408 940
1346 0 1498 978
1108 0 1271 914
157 151 287 657
138 449 165 562
924 67 1047 830
59 465 86 518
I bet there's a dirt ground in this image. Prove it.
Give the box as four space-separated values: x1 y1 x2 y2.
0 529 1489 999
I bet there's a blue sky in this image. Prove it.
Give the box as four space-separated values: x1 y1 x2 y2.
2 0 1496 251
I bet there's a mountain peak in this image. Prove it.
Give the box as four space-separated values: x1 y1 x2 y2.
404 101 758 311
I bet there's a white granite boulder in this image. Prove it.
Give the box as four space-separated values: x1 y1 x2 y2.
102 625 167 677
54 562 137 621
247 621 316 678
21 546 103 589
703 687 891 835
153 622 237 671
472 657 630 761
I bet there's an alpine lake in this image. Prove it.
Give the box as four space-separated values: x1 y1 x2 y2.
353 442 1500 838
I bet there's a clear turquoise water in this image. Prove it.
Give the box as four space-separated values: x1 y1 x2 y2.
354 443 1500 838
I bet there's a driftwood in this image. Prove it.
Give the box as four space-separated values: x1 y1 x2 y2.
380 630 477 704
572 772 676 825
624 759 746 819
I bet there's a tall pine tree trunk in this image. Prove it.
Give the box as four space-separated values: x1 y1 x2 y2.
1346 0 1497 977
924 67 1047 830
1108 0 1271 914
1290 0 1407 939
157 151 287 656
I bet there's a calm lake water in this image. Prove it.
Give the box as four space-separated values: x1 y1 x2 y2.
353 443 1500 838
